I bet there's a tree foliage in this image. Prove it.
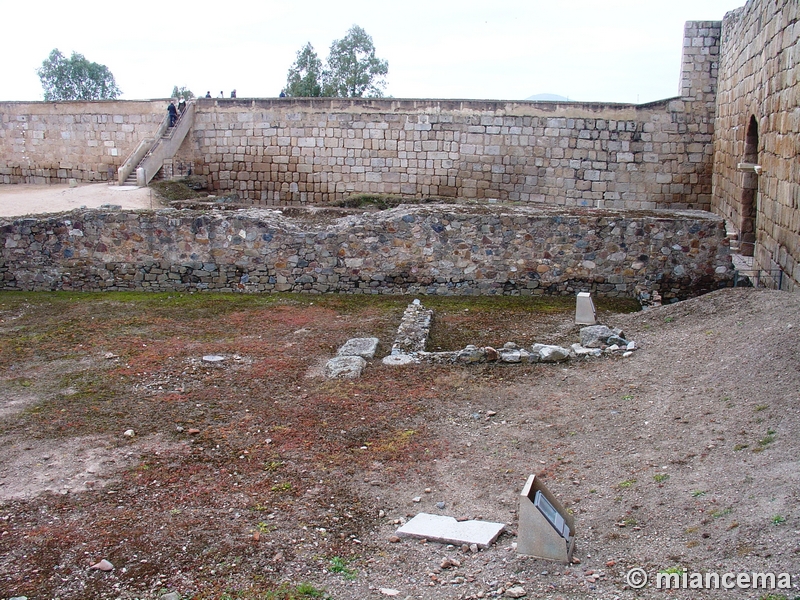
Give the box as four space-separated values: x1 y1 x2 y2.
37 49 121 101
281 26 388 98
323 25 388 98
282 43 324 98
171 86 195 99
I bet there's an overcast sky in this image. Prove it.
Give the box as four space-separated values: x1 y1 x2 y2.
1 0 743 105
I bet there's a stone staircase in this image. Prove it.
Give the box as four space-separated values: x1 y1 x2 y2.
117 102 194 187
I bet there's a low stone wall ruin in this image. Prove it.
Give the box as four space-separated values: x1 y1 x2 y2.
0 204 733 300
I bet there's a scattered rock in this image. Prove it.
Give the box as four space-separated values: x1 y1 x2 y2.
533 344 570 362
382 353 417 366
103 352 119 360
388 535 401 543
580 325 624 348
498 348 522 363
123 429 135 437
324 355 367 379
379 589 401 597
202 354 225 363
504 585 527 598
412 496 422 503
571 343 602 357
436 501 446 509
336 337 379 359
457 345 485 363
160 593 181 600
187 428 201 435
485 346 499 361
441 557 461 569
90 559 114 571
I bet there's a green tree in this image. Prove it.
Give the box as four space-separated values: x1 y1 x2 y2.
37 49 121 101
170 85 195 99
323 25 388 98
282 43 324 97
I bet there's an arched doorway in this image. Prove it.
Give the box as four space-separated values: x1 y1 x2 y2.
740 115 759 257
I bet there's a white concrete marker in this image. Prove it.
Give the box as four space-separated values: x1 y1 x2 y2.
396 513 505 548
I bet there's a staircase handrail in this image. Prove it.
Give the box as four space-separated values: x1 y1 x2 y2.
117 111 172 185
136 101 195 186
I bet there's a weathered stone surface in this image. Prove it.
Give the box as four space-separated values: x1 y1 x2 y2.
534 345 571 363
324 356 367 379
571 343 602 357
382 354 416 366
337 337 379 359
0 206 732 300
396 513 505 548
457 345 485 363
580 325 623 348
498 348 522 363
391 300 433 353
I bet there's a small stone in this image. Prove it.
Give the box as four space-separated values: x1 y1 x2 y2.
388 535 401 543
470 543 479 553
623 351 633 358
103 352 118 360
606 560 616 567
412 496 422 503
324 355 367 379
378 510 386 518
504 586 527 598
160 593 181 600
485 346 499 361
90 559 114 571
486 410 497 417
424 487 432 493
379 589 401 596
436 501 446 509
123 429 135 437
187 428 200 435
202 355 225 363
571 557 581 564
176 426 184 432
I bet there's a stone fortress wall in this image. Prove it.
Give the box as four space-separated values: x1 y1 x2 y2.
0 0 797 294
0 206 731 300
1 22 718 212
176 94 715 212
0 100 165 183
711 0 799 291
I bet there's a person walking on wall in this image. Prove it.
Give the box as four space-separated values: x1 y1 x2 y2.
178 97 186 114
205 91 211 98
230 89 236 98
167 100 178 127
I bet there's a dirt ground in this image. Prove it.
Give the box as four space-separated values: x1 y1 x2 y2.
0 286 798 600
0 183 159 218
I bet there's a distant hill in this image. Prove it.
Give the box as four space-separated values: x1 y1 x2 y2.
525 93 570 102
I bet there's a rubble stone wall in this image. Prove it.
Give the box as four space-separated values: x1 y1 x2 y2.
0 205 733 300
712 0 799 291
0 101 165 184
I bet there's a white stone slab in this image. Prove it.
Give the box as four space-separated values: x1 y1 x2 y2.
396 513 505 548
324 356 366 379
337 337 379 359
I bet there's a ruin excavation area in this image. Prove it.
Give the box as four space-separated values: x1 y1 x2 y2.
0 285 798 599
